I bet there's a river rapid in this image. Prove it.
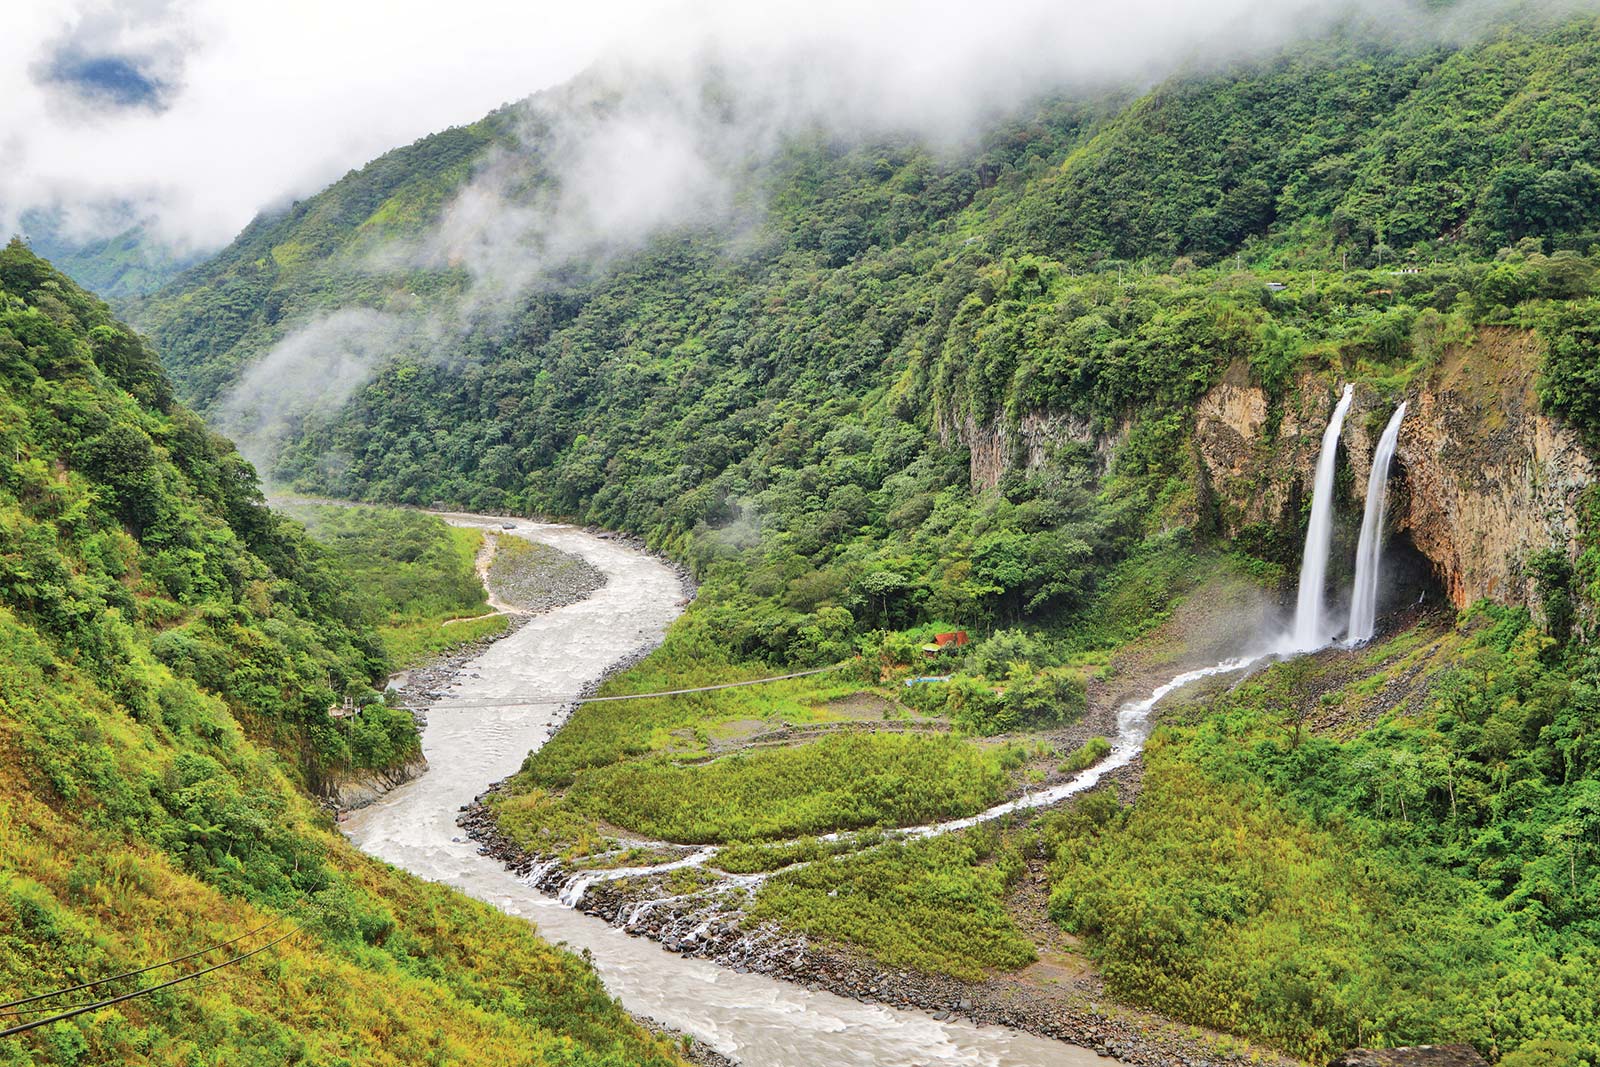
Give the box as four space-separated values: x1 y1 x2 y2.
343 516 1103 1067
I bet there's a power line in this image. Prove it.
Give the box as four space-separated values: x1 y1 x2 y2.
0 918 282 1016
0 929 298 1039
396 661 850 712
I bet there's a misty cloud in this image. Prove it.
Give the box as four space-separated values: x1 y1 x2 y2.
31 0 193 114
0 1 668 252
9 0 1597 252
218 307 417 470
216 0 1600 477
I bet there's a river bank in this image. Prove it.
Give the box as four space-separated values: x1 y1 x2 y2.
343 517 1098 1067
419 514 1286 1066
458 783 1263 1067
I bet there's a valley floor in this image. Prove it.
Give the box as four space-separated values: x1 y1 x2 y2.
442 523 1300 1065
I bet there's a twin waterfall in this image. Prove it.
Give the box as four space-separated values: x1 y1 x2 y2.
1290 385 1355 650
1348 402 1409 643
1288 387 1408 650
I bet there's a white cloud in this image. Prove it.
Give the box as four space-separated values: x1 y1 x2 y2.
0 0 674 251
11 0 1590 478
5 0 1585 254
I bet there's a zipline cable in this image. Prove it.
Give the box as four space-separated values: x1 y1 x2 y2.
0 918 283 1015
397 661 850 712
0 929 298 1039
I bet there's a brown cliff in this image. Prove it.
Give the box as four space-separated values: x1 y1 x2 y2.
1194 327 1592 609
959 327 1593 612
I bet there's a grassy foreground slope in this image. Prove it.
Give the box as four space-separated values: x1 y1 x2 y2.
0 242 686 1065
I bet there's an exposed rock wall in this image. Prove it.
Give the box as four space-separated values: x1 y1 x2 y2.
324 755 428 812
947 411 1124 491
1396 331 1592 607
957 328 1593 612
1192 328 1592 609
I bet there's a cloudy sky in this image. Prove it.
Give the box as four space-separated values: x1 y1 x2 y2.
2 0 1552 257
0 0 677 251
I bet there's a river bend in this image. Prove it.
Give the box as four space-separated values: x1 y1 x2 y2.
343 516 1100 1067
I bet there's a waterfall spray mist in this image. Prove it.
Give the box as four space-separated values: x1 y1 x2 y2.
1290 384 1354 651
1347 401 1407 643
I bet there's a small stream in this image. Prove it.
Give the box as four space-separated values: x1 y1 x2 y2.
343 517 1105 1066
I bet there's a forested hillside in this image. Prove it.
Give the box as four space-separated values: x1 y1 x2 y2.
124 16 1600 658
0 242 687 1065
18 212 199 303
111 10 1600 1065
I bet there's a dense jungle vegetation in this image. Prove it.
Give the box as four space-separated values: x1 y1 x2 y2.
130 16 1600 665
1048 602 1600 1063
34 10 1600 1065
0 244 688 1065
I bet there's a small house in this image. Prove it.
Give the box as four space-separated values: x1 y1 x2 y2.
328 695 358 721
920 631 970 659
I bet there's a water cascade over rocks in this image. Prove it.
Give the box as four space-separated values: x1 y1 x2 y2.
1347 402 1408 644
1289 384 1354 651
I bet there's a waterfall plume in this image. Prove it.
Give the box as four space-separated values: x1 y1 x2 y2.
1289 384 1354 652
1347 401 1407 644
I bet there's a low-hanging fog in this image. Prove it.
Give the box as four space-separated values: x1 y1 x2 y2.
12 0 1597 469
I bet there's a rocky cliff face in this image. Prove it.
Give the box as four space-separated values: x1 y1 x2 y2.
324 755 429 812
947 410 1124 491
959 328 1593 613
1191 328 1592 610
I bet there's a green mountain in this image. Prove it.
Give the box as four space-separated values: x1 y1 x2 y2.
18 212 202 303
81 10 1600 1064
0 241 687 1066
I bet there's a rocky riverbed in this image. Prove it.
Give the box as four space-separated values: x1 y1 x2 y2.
457 790 1274 1067
486 533 608 613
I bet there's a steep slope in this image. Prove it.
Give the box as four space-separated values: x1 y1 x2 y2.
137 16 1600 421
1009 20 1600 265
0 242 686 1066
131 118 508 405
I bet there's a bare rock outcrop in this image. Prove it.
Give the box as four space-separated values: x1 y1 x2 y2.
961 327 1593 613
946 410 1124 491
1396 330 1592 606
1192 328 1591 609
323 755 428 812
